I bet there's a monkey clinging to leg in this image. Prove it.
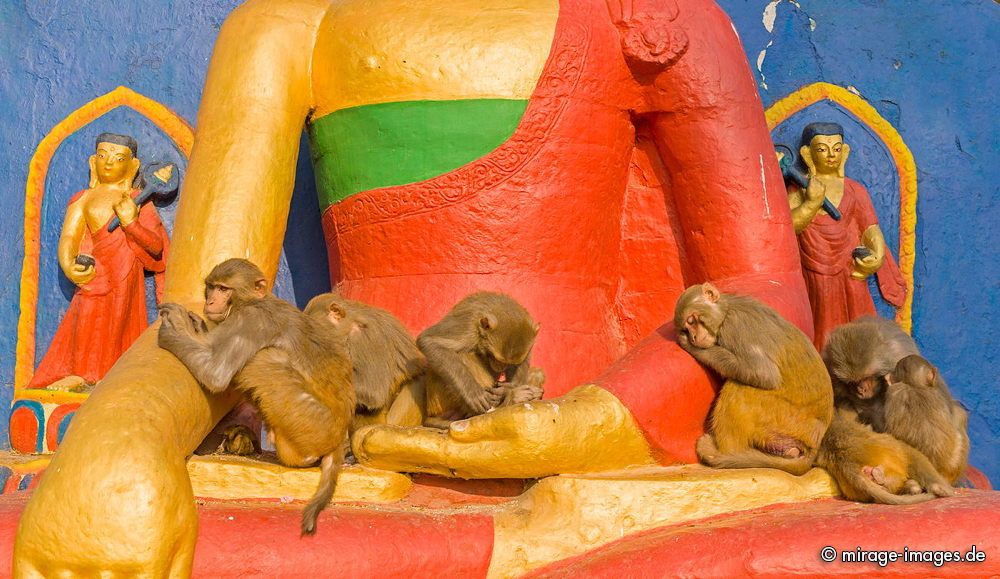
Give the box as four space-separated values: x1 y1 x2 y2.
674 283 833 476
417 292 546 429
157 258 355 535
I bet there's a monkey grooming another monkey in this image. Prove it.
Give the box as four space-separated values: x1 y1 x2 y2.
157 258 355 535
884 355 970 483
822 315 919 431
304 293 427 430
674 283 833 476
417 292 545 429
817 408 953 505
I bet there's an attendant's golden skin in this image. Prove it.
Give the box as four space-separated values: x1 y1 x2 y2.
787 133 888 279
15 1 653 576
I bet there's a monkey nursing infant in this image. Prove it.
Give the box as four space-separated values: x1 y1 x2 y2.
675 285 968 505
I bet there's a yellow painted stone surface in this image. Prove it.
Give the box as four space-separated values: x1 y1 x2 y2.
187 456 412 503
311 0 558 119
489 465 840 578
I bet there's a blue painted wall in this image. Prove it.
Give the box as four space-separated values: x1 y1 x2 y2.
0 1 996 479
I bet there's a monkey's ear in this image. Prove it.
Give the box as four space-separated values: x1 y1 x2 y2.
701 283 721 303
532 322 541 334
254 278 267 297
479 314 497 331
328 303 347 321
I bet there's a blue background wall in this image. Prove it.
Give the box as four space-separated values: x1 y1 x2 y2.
0 1 996 479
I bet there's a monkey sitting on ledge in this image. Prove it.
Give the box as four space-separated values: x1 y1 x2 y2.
157 258 355 535
674 283 833 476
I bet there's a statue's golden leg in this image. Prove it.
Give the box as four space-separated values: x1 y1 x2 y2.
13 329 239 577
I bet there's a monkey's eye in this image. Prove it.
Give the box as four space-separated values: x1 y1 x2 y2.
686 315 697 327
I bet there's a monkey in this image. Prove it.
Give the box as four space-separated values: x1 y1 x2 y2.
817 408 954 505
157 258 355 535
303 293 427 430
674 283 833 476
219 424 258 456
883 355 970 483
822 315 919 431
416 292 545 429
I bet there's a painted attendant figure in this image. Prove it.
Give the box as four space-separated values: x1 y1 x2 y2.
27 133 170 391
787 122 906 349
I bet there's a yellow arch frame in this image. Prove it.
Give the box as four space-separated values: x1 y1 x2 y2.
14 86 194 391
765 82 916 333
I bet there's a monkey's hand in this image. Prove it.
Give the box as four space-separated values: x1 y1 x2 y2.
158 303 206 337
464 385 505 415
500 382 545 406
353 384 656 478
688 345 781 390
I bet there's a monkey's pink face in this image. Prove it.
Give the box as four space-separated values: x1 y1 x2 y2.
854 377 879 399
683 314 716 349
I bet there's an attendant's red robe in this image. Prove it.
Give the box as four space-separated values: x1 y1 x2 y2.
796 178 906 349
28 189 170 388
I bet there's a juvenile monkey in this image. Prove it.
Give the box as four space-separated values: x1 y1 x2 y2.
884 355 969 483
674 283 833 476
822 316 919 431
817 408 953 505
417 292 545 429
220 424 258 456
304 293 427 430
157 259 355 535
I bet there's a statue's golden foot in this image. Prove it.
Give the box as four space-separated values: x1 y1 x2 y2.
42 375 91 392
353 385 656 479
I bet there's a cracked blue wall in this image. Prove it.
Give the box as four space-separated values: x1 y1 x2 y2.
0 1 996 481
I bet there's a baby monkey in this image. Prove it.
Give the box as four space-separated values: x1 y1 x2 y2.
884 355 969 483
818 408 953 505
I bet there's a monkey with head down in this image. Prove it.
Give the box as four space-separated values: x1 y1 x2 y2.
674 283 833 476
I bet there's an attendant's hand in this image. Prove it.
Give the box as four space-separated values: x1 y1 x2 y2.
67 262 96 286
113 192 139 226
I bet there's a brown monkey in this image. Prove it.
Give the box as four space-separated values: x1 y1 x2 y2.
817 408 953 504
884 355 969 483
674 283 833 476
822 315 919 431
157 258 355 535
417 292 545 429
303 293 426 429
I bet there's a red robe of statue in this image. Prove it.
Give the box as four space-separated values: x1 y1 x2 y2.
27 189 170 388
796 177 906 349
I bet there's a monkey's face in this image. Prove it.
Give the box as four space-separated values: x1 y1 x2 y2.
681 311 717 349
204 260 268 322
674 283 724 349
852 376 880 400
204 283 234 323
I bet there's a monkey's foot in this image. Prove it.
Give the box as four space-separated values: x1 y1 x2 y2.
863 465 887 486
354 384 656 478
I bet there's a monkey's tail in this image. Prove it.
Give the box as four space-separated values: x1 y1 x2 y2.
301 453 340 536
705 449 816 476
861 481 939 505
